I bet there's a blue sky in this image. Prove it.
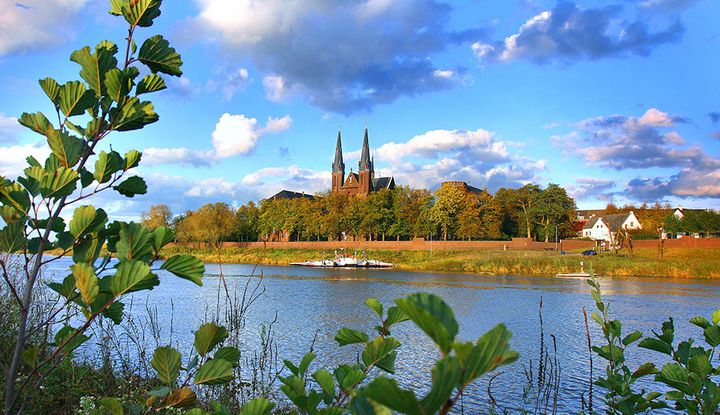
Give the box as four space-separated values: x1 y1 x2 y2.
0 0 718 220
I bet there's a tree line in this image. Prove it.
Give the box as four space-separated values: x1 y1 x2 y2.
142 183 578 244
601 202 720 238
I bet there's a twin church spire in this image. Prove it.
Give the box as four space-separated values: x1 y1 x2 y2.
332 126 374 176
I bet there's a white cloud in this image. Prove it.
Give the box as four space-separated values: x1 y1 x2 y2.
375 129 505 163
0 143 51 177
0 114 21 144
0 1 90 56
263 75 289 102
144 113 292 166
638 108 673 127
206 67 250 101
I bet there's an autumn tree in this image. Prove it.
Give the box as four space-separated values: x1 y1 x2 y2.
176 203 237 246
530 183 576 242
141 203 172 230
431 183 467 240
234 201 260 242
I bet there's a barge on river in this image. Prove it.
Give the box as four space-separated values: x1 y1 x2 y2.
290 251 393 268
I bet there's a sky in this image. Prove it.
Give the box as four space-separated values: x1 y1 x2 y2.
0 0 718 220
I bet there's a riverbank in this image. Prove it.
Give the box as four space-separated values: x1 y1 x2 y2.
161 246 720 278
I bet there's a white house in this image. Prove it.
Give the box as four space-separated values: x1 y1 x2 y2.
582 212 642 242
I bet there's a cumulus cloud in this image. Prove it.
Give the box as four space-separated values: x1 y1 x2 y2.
0 114 21 144
370 128 544 190
556 108 720 202
144 113 292 166
553 108 696 170
472 2 683 64
190 0 480 113
0 143 51 177
0 1 90 56
567 178 616 201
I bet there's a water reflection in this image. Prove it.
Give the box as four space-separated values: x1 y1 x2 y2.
42 258 720 413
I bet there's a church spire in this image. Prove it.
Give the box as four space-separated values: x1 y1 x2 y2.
359 125 371 172
332 129 344 174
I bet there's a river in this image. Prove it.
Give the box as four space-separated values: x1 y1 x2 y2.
43 257 720 413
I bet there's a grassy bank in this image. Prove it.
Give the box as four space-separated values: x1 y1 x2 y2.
161 245 720 279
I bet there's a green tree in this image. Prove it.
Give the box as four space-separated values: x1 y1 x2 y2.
1 3 204 413
141 204 172 230
234 201 260 242
431 183 467 240
530 183 576 243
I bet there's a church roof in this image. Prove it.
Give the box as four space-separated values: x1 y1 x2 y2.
268 190 315 201
359 127 371 172
372 177 395 190
332 130 344 173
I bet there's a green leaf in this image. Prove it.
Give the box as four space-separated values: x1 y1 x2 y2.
152 226 175 251
54 325 90 354
104 68 133 103
688 353 712 378
0 222 26 253
365 298 383 317
70 44 118 97
116 222 153 262
21 346 40 368
622 330 643 346
97 397 123 415
194 323 229 357
39 166 78 200
72 263 99 306
240 398 275 415
312 370 335 400
632 362 658 378
47 129 84 168
458 324 518 386
69 206 108 238
712 309 720 325
102 301 124 324
122 0 162 27
109 0 123 15
420 357 462 415
18 112 52 136
47 275 76 299
138 35 183 76
108 260 156 296
395 293 458 355
151 346 181 385
194 358 234 385
214 347 240 367
639 338 674 356
299 352 315 376
72 235 105 264
136 73 167 95
113 176 147 197
657 363 692 395
124 149 142 170
0 181 31 214
58 81 96 117
689 316 710 330
39 77 61 103
363 377 421 415
704 325 720 347
110 98 159 131
335 327 369 346
362 337 400 373
161 254 204 285
94 151 123 184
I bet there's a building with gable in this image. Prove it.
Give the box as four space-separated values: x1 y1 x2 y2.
582 212 642 242
331 127 395 196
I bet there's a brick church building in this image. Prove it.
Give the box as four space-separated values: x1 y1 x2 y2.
331 127 395 196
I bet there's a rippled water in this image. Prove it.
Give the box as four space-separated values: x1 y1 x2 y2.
44 257 720 413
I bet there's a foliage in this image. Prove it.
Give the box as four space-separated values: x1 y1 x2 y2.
0 2 205 413
141 204 172 230
586 276 666 414
175 203 238 246
637 310 720 414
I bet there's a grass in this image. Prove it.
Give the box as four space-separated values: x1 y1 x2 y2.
160 245 720 279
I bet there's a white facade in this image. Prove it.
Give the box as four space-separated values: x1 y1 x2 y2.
582 212 642 242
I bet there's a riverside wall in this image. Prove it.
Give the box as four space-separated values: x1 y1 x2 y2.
177 237 720 251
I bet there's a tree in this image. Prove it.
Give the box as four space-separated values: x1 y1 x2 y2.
530 184 576 242
234 201 260 242
175 203 237 246
431 183 467 240
141 204 172 230
1 4 204 414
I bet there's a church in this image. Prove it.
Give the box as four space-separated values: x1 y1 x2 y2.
331 127 395 196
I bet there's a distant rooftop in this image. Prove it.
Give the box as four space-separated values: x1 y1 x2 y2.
267 190 315 201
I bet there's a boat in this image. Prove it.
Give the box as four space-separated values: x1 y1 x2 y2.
290 250 393 268
555 272 591 278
